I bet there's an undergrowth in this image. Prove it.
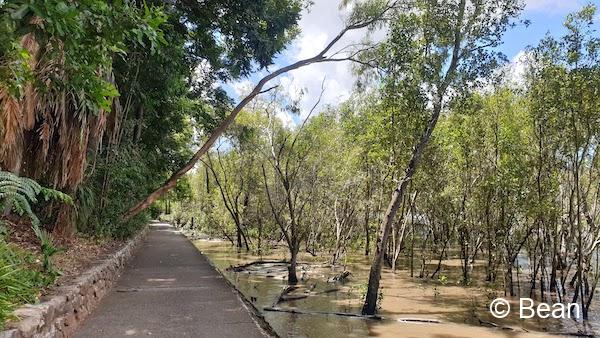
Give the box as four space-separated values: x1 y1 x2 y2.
0 236 49 330
0 171 72 329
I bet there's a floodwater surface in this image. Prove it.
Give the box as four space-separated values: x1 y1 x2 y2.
194 239 598 338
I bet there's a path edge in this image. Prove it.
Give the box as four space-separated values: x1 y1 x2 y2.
1 224 150 338
183 232 280 338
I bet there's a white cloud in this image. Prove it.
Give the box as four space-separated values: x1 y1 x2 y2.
278 76 304 103
508 50 529 86
296 33 329 60
486 50 534 90
275 0 373 121
279 62 354 118
275 106 294 128
232 79 253 97
227 0 363 126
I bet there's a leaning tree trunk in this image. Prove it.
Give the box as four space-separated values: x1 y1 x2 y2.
120 11 394 222
361 0 466 314
362 101 443 315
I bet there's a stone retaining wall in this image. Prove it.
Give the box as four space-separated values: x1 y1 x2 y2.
0 227 149 338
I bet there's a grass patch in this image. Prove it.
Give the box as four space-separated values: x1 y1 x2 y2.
0 236 51 330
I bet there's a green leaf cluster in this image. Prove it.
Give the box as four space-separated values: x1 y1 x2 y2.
1 0 167 111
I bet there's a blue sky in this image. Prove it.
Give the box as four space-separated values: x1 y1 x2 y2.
225 0 600 125
503 0 599 57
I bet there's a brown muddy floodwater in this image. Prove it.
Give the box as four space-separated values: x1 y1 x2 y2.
194 239 599 338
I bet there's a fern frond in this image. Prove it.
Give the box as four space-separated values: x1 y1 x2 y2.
40 188 73 205
1 171 68 275
0 171 51 226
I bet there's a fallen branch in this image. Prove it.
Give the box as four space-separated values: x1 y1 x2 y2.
396 318 441 324
327 270 351 283
272 285 300 306
279 294 309 302
263 306 382 320
226 260 289 272
477 318 514 330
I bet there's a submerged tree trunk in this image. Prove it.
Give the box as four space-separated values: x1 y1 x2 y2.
289 246 299 285
362 99 443 315
236 225 243 250
362 0 466 315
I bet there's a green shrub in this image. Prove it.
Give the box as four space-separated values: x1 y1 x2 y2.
75 146 165 238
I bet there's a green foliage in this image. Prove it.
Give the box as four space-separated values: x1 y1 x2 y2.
0 170 73 223
65 0 306 239
0 170 43 226
31 226 61 276
170 0 306 79
76 147 155 238
0 171 70 276
0 237 50 330
438 274 448 285
0 0 166 110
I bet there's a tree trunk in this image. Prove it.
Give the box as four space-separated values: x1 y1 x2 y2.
53 203 76 237
410 221 415 277
506 264 514 296
257 213 263 255
392 191 417 271
288 247 299 285
361 0 466 313
430 241 447 280
364 204 370 256
362 100 442 315
236 224 243 249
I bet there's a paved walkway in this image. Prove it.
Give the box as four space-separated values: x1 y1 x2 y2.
75 223 266 338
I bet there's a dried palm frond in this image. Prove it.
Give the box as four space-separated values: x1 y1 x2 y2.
22 84 38 130
38 117 52 160
21 32 40 131
0 87 24 171
2 17 115 235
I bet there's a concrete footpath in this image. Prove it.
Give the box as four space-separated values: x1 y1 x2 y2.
75 223 267 338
